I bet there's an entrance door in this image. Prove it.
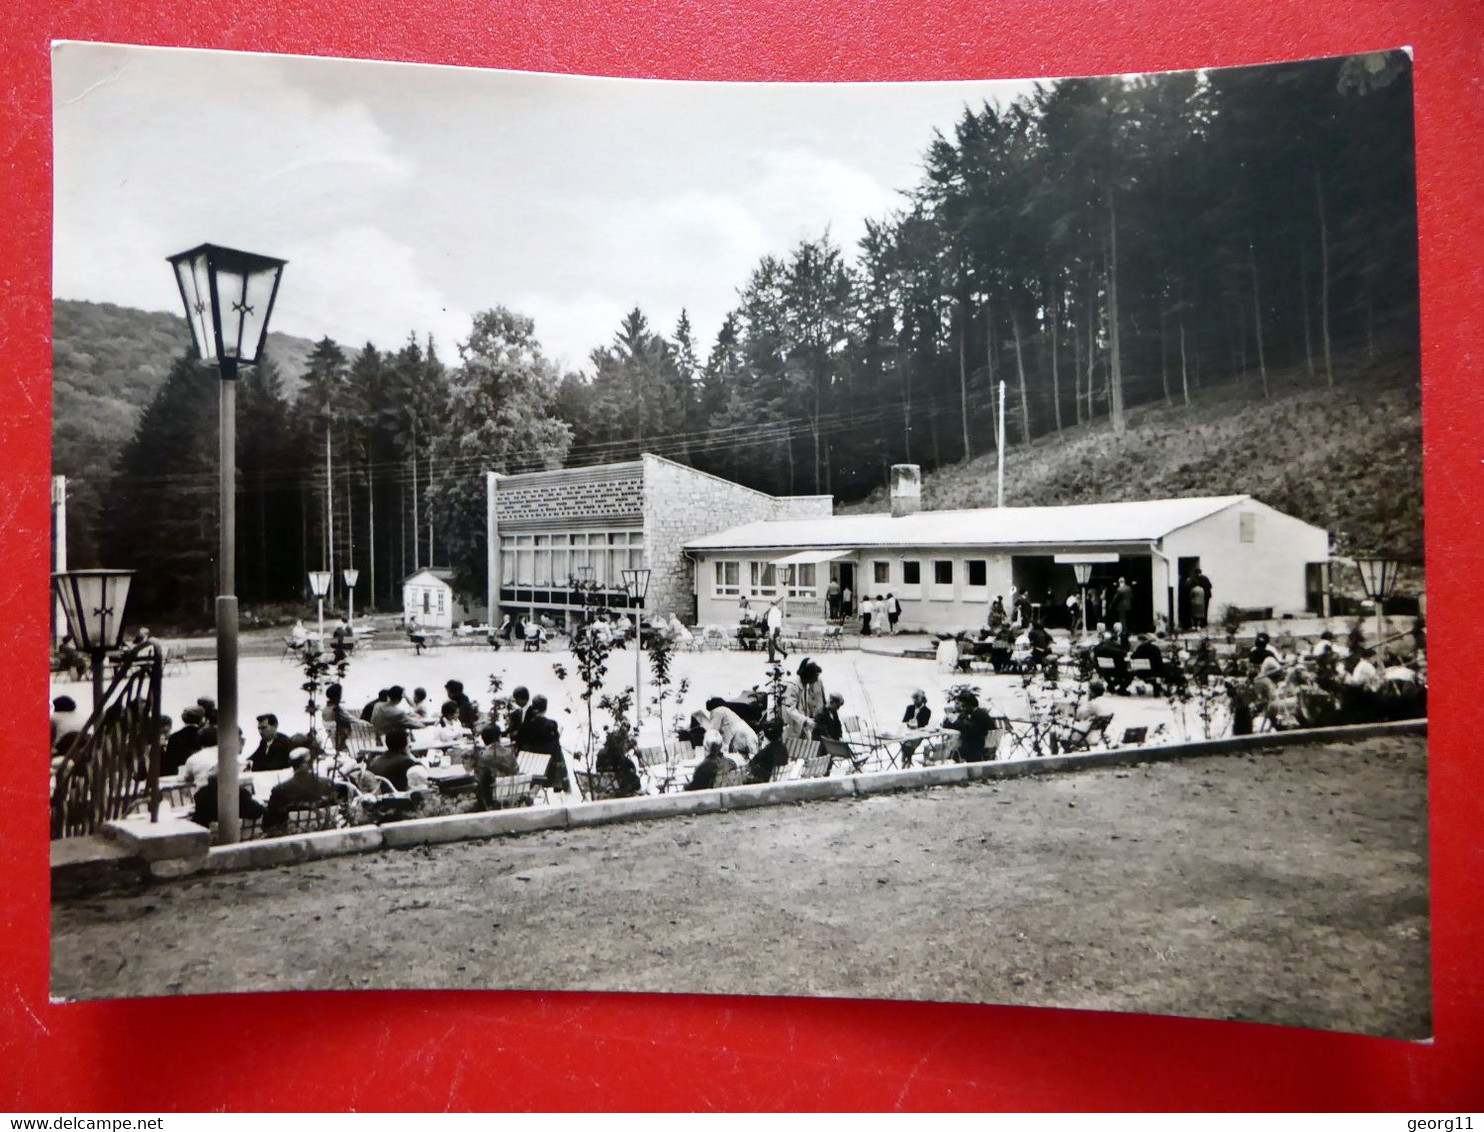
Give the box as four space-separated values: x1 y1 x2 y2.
834 562 856 617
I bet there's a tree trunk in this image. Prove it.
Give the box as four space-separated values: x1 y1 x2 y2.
1300 248 1315 377
1085 273 1098 422
410 418 419 572
1159 302 1171 404
427 454 435 567
1072 301 1084 426
1179 317 1191 407
984 298 997 451
958 304 971 461
1049 284 1063 433
1314 154 1335 386
1249 239 1269 398
1010 306 1031 446
1107 190 1126 436
325 425 334 577
900 349 913 463
367 453 376 612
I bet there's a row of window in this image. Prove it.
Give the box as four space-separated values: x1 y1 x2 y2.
711 557 991 601
499 531 645 588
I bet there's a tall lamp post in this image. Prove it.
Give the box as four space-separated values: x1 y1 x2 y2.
342 567 360 628
1072 562 1093 635
52 569 134 711
621 567 651 742
576 564 595 629
168 243 286 844
309 570 333 646
1354 556 1401 652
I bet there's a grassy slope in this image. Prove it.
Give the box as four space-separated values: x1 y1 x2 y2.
842 357 1424 561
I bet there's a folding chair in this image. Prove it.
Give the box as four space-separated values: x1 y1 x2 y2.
346 718 385 762
713 766 746 789
997 716 1038 760
574 771 625 801
798 749 833 779
490 775 535 809
785 737 819 764
819 736 869 775
1059 713 1114 752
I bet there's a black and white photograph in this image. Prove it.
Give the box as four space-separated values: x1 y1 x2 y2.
49 42 1426 1038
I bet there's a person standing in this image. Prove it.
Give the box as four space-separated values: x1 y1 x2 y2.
1188 569 1212 630
887 593 902 635
860 595 874 637
841 585 853 620
826 577 841 621
783 659 827 739
765 598 786 661
1112 577 1134 631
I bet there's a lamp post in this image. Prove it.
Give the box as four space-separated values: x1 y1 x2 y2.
621 567 652 742
309 570 333 646
52 569 134 711
342 567 359 628
1072 562 1094 635
576 564 595 630
1353 556 1401 652
169 243 286 845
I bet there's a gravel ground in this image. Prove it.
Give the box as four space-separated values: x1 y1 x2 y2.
51 734 1429 1038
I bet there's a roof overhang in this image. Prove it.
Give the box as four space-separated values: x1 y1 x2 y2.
768 549 853 567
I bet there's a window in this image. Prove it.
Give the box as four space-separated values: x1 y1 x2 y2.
788 563 818 598
714 560 740 597
437 589 445 613
872 560 890 586
749 561 778 597
967 559 987 587
902 561 921 585
1240 513 1256 543
929 559 955 601
421 591 430 614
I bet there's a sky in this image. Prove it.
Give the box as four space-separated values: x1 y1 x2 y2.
52 42 1038 372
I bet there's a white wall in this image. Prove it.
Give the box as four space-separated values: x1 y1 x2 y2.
403 579 455 629
1161 501 1329 619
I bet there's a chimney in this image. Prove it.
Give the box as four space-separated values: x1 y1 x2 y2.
890 464 922 518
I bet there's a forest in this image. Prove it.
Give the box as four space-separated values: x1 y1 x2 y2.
53 52 1420 625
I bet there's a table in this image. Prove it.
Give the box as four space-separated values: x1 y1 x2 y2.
860 726 950 770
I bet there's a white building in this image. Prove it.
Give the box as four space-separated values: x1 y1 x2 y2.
685 471 1331 634
402 568 477 630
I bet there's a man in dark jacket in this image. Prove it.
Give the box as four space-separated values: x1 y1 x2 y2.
685 735 731 792
248 713 295 771
262 746 344 834
162 705 206 775
813 692 845 741
943 691 997 762
368 727 418 792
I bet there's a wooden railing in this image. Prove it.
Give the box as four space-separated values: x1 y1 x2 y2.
51 642 164 839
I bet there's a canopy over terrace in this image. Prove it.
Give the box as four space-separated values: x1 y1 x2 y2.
686 495 1332 634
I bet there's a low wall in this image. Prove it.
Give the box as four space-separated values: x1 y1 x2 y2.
53 719 1426 890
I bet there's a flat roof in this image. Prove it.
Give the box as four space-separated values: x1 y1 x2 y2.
685 495 1265 552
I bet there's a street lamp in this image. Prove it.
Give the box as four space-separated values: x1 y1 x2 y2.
52 568 134 711
309 570 333 646
575 564 595 630
169 242 286 845
1353 556 1401 652
621 567 652 742
342 567 359 627
1072 562 1094 635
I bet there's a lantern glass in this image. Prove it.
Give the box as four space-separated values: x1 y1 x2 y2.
1354 557 1400 602
1072 563 1094 586
167 244 286 366
52 570 134 653
342 568 360 588
621 568 651 603
308 570 333 598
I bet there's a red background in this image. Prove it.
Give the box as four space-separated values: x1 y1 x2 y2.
3 0 1481 1112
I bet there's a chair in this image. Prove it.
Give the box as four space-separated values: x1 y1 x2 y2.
515 752 552 782
574 770 625 801
489 775 536 809
839 715 865 738
819 735 870 774
799 749 833 779
1060 713 1114 752
785 737 819 764
273 802 342 836
346 718 385 761
713 766 745 789
162 646 189 675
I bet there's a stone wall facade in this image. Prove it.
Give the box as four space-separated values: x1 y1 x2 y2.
641 454 833 623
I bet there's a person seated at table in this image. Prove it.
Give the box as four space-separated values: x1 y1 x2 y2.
161 705 206 775
497 613 514 641
813 692 846 742
189 774 266 829
429 700 468 745
516 694 569 793
1247 632 1277 671
685 732 731 792
289 620 310 647
51 695 86 758
368 726 419 792
197 697 219 727
615 613 634 641
595 733 643 797
262 746 345 835
668 614 693 644
746 719 789 784
703 696 759 757
330 618 354 659
525 623 547 649
898 689 932 767
371 686 421 737
1054 682 1116 750
442 680 480 731
1092 632 1131 694
512 613 528 641
1027 620 1053 665
361 689 386 722
472 723 520 809
320 683 356 754
181 727 248 788
1129 633 1166 689
408 686 436 724
248 712 295 772
943 690 996 762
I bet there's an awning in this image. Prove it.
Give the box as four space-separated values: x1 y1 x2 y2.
1053 552 1121 564
769 549 852 568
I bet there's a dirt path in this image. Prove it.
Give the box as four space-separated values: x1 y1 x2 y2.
52 734 1429 1038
